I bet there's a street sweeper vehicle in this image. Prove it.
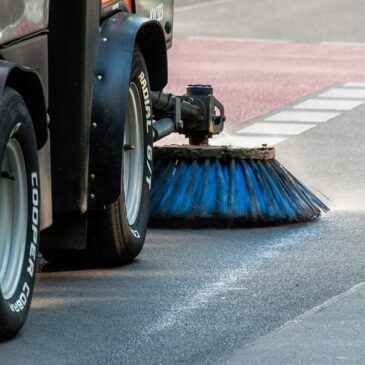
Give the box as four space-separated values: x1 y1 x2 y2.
0 0 176 340
0 0 328 340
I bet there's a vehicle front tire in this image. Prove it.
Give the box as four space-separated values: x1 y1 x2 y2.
87 47 153 266
0 87 40 341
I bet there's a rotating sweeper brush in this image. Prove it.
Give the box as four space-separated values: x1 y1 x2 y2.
150 85 329 228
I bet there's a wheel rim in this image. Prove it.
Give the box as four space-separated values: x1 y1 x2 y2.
123 82 144 226
0 138 28 300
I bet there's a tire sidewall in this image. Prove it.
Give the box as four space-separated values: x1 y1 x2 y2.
0 88 39 339
119 49 154 259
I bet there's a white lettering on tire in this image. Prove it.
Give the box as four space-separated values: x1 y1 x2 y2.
138 71 153 191
130 228 141 239
9 172 39 312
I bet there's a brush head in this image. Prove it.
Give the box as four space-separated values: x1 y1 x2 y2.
150 145 329 228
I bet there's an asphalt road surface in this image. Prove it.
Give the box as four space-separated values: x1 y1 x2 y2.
2 1 365 364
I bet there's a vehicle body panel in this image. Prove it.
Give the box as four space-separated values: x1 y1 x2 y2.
135 0 174 47
0 0 49 46
89 12 167 208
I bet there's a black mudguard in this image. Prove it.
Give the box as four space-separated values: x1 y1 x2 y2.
0 60 47 149
89 12 167 207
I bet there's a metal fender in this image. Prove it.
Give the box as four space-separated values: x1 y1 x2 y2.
0 60 47 149
89 12 167 207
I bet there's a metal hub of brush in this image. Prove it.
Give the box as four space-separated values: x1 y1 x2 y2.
150 85 329 228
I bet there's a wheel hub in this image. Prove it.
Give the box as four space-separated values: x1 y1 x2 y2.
0 138 28 300
123 83 144 226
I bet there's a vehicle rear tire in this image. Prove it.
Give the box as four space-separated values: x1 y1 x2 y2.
0 87 40 341
87 47 153 266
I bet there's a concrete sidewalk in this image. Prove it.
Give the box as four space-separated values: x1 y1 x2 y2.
220 282 365 364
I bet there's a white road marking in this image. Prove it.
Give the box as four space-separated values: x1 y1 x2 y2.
266 111 339 123
175 0 231 12
321 41 365 46
146 229 316 335
319 88 365 99
146 268 250 334
211 133 287 147
293 98 365 111
343 82 365 88
237 122 316 136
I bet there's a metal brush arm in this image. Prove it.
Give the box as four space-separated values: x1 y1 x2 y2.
152 118 175 142
151 87 226 144
151 91 202 121
152 90 203 142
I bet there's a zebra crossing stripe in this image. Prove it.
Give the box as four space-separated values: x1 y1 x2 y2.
319 88 365 99
265 111 339 123
237 122 316 136
293 99 364 111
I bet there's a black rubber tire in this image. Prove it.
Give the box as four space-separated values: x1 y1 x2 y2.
87 48 153 266
0 87 40 341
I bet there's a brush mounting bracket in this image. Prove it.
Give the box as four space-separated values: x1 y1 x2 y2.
151 85 226 144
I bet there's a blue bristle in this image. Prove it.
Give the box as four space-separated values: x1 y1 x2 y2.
180 160 203 215
150 157 329 228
